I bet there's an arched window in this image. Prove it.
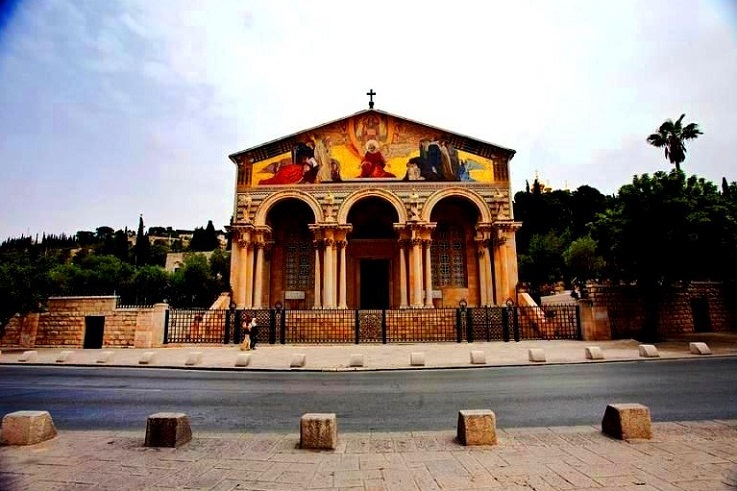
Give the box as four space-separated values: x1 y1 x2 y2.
431 222 467 287
284 230 313 289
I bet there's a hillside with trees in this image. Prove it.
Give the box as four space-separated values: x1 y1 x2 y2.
0 218 229 330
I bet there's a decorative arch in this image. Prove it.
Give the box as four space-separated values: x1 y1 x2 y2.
422 187 492 223
253 190 324 226
337 188 408 225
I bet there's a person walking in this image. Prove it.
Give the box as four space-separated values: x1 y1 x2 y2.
240 315 251 351
248 315 259 350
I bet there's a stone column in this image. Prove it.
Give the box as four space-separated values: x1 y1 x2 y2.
476 243 487 306
338 240 347 309
244 242 255 309
313 241 322 309
398 239 408 308
237 240 249 308
252 242 265 308
323 238 335 308
229 236 241 304
423 239 433 308
484 243 494 305
411 237 423 307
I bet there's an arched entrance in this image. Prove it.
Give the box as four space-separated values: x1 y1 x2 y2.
430 196 483 306
266 199 316 309
346 197 399 309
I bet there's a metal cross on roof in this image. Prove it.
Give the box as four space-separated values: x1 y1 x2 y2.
366 89 376 109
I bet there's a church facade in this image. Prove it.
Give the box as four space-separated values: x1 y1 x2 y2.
227 106 521 311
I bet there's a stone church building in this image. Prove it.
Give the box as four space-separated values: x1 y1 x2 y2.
227 100 521 312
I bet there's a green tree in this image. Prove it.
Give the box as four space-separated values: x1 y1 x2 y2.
646 114 702 172
188 220 221 251
0 254 54 331
563 236 605 284
127 265 169 305
591 171 731 340
167 253 219 308
134 215 151 265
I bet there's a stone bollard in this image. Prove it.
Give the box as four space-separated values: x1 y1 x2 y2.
689 342 711 355
291 354 307 368
528 348 546 362
349 354 364 367
139 352 156 365
1 410 58 446
469 351 486 364
185 352 203 366
96 351 114 363
300 413 337 450
56 351 73 363
235 353 251 367
601 403 652 440
457 409 497 446
585 346 604 360
410 352 425 366
145 413 192 448
18 351 38 363
638 344 659 358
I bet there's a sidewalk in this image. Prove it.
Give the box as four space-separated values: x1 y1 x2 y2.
2 333 737 371
2 334 737 490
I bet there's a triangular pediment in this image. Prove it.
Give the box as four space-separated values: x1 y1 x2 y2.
230 109 515 186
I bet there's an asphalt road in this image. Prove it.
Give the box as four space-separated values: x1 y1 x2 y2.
1 358 736 432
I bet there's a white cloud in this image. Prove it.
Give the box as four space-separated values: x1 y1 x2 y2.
0 0 736 239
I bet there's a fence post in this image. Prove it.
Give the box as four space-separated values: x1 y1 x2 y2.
455 308 463 343
502 307 510 342
576 305 583 340
354 310 360 344
233 310 242 345
381 309 387 344
513 307 520 342
163 309 170 345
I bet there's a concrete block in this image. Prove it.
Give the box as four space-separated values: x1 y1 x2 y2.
1 410 57 446
145 412 192 448
300 413 337 449
689 342 711 355
410 352 425 366
528 348 546 362
601 403 652 440
96 351 114 363
18 351 38 363
290 354 306 368
185 351 203 366
56 351 73 363
638 344 659 358
235 353 251 367
349 354 364 367
585 346 604 360
457 409 497 446
139 352 156 365
469 350 486 364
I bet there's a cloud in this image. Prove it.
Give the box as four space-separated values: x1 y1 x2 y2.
0 0 736 239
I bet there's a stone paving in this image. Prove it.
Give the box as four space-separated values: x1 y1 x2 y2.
2 333 737 490
1 421 737 490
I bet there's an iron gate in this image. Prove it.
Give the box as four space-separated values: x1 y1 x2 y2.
164 304 581 344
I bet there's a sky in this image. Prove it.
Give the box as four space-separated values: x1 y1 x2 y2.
1 0 736 241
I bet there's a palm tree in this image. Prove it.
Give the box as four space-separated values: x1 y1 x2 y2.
646 114 702 172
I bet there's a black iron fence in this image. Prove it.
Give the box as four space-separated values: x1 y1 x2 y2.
164 304 581 344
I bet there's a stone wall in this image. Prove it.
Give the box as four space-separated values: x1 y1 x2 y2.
0 297 167 349
588 282 735 339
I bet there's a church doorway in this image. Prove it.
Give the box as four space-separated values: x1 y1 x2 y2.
360 259 390 309
347 196 399 309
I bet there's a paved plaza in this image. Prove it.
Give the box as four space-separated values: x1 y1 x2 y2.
1 334 737 490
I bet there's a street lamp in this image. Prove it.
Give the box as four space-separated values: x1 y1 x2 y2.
459 299 468 310
274 301 283 313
